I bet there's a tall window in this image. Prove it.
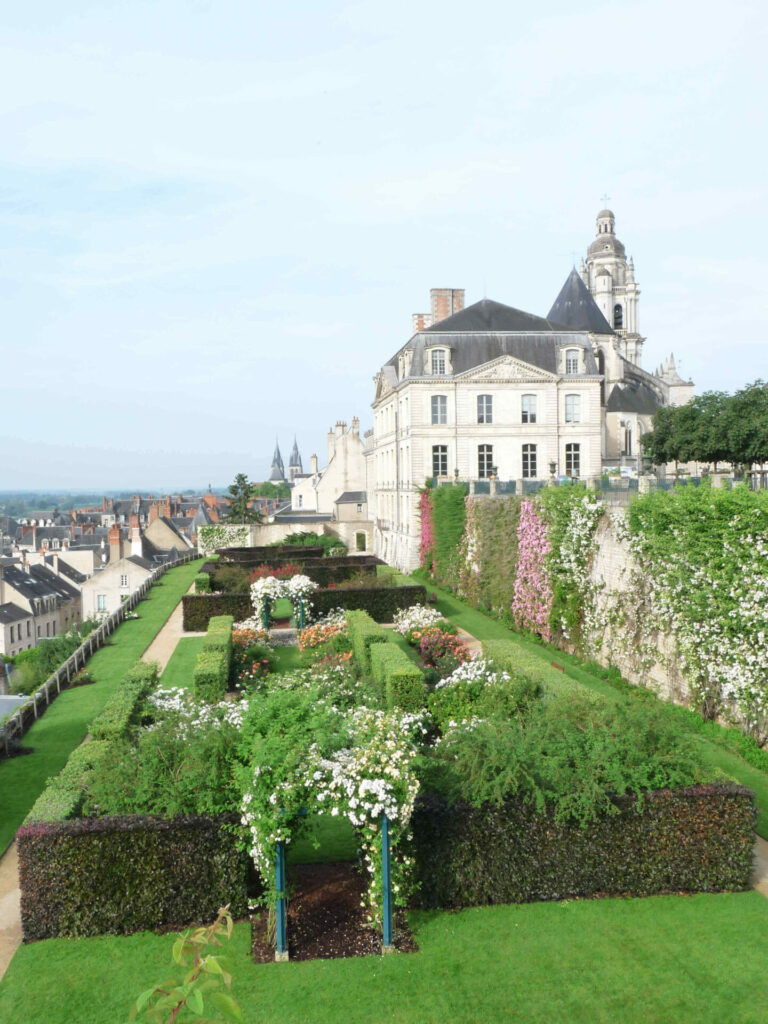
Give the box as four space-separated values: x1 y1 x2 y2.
478 444 493 478
120 574 128 587
431 395 447 424
97 595 107 612
623 425 633 456
565 348 579 374
432 445 448 477
522 444 537 479
521 394 537 423
477 394 493 424
613 304 623 329
565 394 581 423
431 349 446 375
565 443 581 477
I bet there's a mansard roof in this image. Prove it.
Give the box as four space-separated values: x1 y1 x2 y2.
605 381 661 415
547 269 615 335
422 298 572 335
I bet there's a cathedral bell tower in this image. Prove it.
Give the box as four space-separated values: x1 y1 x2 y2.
581 209 643 365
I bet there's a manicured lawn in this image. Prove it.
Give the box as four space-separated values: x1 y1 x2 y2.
272 645 303 673
0 559 203 855
418 579 768 837
159 635 206 690
288 813 358 865
2 892 767 1023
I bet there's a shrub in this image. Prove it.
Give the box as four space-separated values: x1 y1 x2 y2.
194 572 212 594
417 627 471 675
409 786 756 909
24 740 112 824
481 638 586 699
310 584 427 622
203 615 234 655
369 643 426 711
194 650 229 701
17 813 248 940
346 610 388 671
88 662 160 742
428 659 540 732
182 594 251 631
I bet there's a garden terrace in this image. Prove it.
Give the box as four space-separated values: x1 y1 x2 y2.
216 545 325 562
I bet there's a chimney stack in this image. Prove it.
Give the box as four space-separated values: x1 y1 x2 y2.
430 288 464 325
108 523 123 563
310 454 319 475
149 503 160 525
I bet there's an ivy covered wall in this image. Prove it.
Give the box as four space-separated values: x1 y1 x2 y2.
419 482 768 745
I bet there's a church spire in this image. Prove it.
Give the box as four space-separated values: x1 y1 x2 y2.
288 436 303 481
269 438 285 482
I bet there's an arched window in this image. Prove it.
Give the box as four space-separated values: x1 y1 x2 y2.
613 304 623 329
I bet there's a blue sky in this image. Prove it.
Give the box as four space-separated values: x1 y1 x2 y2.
1 0 766 488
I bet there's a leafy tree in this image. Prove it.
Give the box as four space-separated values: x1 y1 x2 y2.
224 474 261 524
251 481 291 500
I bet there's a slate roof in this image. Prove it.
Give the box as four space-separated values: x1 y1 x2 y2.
605 381 661 415
1 565 80 603
126 555 154 572
43 555 87 585
335 491 367 504
547 270 615 335
29 564 81 601
422 298 573 335
0 603 30 625
388 297 600 380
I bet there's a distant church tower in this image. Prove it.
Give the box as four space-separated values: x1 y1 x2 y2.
287 438 303 482
580 209 643 365
268 440 285 482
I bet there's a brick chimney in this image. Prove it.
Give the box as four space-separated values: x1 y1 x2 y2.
149 503 160 525
162 496 171 518
108 523 123 563
430 288 464 324
412 312 432 332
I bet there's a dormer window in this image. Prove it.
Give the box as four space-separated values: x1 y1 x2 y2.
565 349 579 375
431 349 446 375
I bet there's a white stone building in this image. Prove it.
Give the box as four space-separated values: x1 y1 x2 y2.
367 210 696 571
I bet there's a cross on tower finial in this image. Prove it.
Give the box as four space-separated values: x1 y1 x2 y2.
600 193 611 205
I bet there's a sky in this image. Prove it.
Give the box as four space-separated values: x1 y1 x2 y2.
0 0 766 489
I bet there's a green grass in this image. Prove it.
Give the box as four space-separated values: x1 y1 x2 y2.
413 578 768 837
272 646 303 674
272 597 294 620
0 559 203 855
288 813 358 865
2 892 768 1023
159 635 206 690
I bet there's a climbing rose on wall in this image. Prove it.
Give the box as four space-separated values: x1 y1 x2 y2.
419 490 435 570
512 499 553 640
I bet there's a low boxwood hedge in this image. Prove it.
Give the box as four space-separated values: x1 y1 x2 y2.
481 639 586 699
24 740 112 825
17 812 249 940
346 610 389 671
88 662 159 742
182 594 251 631
217 545 324 562
311 584 427 622
369 643 426 711
409 784 756 909
194 572 212 593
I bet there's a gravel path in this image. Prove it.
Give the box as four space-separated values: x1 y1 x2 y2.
142 583 204 673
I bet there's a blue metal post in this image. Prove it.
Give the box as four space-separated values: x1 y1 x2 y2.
299 598 305 630
275 840 288 960
381 813 394 951
262 596 270 632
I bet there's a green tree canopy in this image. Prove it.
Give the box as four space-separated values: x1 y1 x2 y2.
224 473 262 523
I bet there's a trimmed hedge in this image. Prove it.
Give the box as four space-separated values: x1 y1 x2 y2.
409 785 756 909
182 593 251 631
88 662 160 742
370 643 426 711
194 572 212 593
217 545 324 562
17 812 249 940
482 639 586 699
346 610 389 672
24 740 112 825
311 584 427 622
209 562 378 592
194 616 233 700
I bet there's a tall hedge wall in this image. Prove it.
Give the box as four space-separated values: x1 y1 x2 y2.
17 813 249 940
311 584 427 622
409 785 756 909
216 545 324 562
183 594 251 631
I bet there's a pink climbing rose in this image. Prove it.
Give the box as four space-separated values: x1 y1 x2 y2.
512 499 553 640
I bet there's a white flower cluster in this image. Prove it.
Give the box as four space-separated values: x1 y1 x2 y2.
392 605 445 635
249 574 319 624
433 657 508 690
147 686 245 738
549 495 603 643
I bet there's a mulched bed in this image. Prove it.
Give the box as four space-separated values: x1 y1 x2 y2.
251 861 418 962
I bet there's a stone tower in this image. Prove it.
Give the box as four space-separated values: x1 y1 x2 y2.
268 440 285 482
580 209 643 365
287 437 303 482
